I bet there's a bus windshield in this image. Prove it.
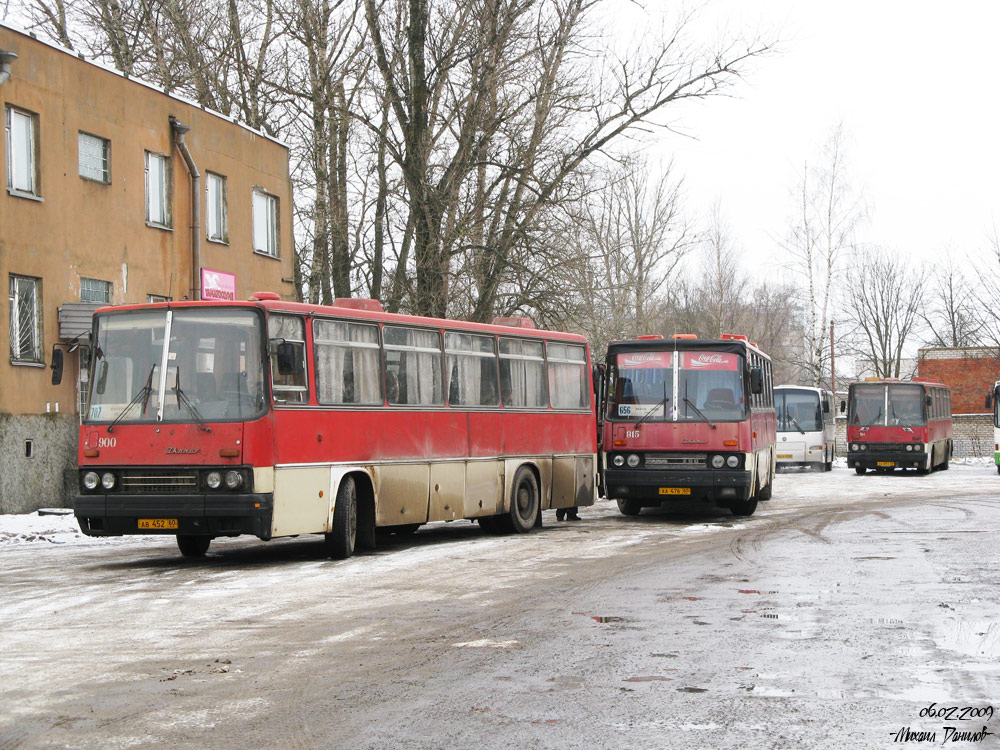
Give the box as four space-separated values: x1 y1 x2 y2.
86 308 266 424
610 350 746 422
776 389 822 433
849 383 925 427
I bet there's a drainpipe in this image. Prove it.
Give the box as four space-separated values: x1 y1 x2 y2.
0 50 17 86
170 116 201 300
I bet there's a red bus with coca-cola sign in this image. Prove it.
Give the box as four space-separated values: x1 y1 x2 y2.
845 378 952 474
598 334 776 517
64 294 597 558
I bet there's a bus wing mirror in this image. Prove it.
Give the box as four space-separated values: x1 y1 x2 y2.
749 367 763 394
593 364 606 395
822 398 830 414
50 347 64 386
95 360 109 395
274 340 300 376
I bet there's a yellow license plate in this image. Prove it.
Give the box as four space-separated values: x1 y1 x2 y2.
138 518 178 530
776 454 793 459
876 461 895 467
659 487 691 495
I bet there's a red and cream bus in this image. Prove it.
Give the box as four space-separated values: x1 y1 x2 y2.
598 334 776 517
61 294 597 558
845 378 953 475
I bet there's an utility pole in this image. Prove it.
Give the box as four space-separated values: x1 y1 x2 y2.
830 320 836 395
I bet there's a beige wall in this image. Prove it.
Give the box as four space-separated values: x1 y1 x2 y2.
0 25 295 418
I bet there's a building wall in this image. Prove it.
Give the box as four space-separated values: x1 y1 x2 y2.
0 24 295 513
917 347 1000 415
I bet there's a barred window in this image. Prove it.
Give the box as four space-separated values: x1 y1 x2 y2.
499 337 547 408
78 132 110 183
547 342 589 409
384 326 443 406
9 275 42 363
446 332 499 406
314 319 381 405
81 277 112 304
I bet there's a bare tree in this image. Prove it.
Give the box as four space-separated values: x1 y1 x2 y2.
921 254 983 348
780 124 864 387
844 246 927 378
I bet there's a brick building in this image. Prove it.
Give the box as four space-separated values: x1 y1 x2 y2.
916 347 1000 458
1 23 295 513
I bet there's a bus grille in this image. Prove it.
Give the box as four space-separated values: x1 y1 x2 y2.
118 470 199 494
862 442 918 452
644 453 707 469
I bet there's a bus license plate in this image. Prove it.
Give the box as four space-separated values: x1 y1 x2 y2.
659 488 691 495
776 454 793 459
876 461 895 467
138 519 178 530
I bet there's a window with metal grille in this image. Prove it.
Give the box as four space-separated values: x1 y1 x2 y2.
78 132 110 183
9 274 42 363
81 277 111 304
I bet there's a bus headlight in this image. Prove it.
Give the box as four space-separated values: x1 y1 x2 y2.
859 444 867 451
905 444 913 452
711 455 725 469
612 454 625 467
206 471 222 489
224 471 244 490
83 471 100 490
850 444 858 452
101 472 116 490
726 455 740 468
627 454 640 468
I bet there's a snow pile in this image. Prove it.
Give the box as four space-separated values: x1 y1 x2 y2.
0 511 156 547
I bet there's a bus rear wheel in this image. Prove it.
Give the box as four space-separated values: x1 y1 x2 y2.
616 497 642 516
508 467 540 534
325 476 357 559
855 466 866 475
176 535 211 558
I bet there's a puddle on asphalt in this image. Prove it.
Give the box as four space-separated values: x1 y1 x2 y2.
935 620 1000 658
677 686 708 693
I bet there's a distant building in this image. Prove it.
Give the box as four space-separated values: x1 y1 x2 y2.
1 23 295 513
917 347 1000 415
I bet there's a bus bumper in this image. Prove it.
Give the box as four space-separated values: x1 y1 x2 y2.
604 469 753 503
847 452 926 471
74 493 275 540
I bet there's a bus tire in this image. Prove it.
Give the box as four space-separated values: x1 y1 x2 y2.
508 467 539 534
855 466 866 475
616 498 642 516
938 443 951 470
729 497 757 517
176 535 211 557
824 460 833 472
756 470 773 501
326 475 357 559
917 452 932 475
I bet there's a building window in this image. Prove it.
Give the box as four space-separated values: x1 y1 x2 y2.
147 294 170 303
206 172 228 243
9 275 42 364
252 189 279 257
145 151 171 227
80 277 112 304
5 106 39 197
78 132 110 183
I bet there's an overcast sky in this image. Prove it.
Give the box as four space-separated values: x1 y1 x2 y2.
653 0 1000 276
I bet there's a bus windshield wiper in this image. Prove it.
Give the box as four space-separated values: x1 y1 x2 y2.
789 416 806 434
635 396 670 425
107 365 155 433
173 368 211 432
682 397 716 429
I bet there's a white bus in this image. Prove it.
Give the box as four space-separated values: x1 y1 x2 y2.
774 385 836 471
988 380 1000 475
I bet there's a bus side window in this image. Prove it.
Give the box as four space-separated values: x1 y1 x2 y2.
268 314 309 404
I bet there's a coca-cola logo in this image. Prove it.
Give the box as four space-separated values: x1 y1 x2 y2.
622 353 667 367
689 354 727 368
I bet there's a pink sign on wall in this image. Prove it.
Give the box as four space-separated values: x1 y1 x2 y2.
201 268 237 301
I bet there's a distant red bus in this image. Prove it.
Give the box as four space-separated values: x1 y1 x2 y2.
67 295 597 558
845 378 953 475
598 334 776 517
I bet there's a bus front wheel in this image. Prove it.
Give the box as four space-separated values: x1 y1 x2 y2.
729 497 757 517
616 497 642 516
326 476 357 559
855 466 866 475
176 535 211 558
508 467 540 534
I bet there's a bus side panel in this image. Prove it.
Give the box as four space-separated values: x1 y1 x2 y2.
272 466 332 537
376 464 430 526
428 462 465 522
465 460 502 517
575 455 596 508
551 457 578 510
